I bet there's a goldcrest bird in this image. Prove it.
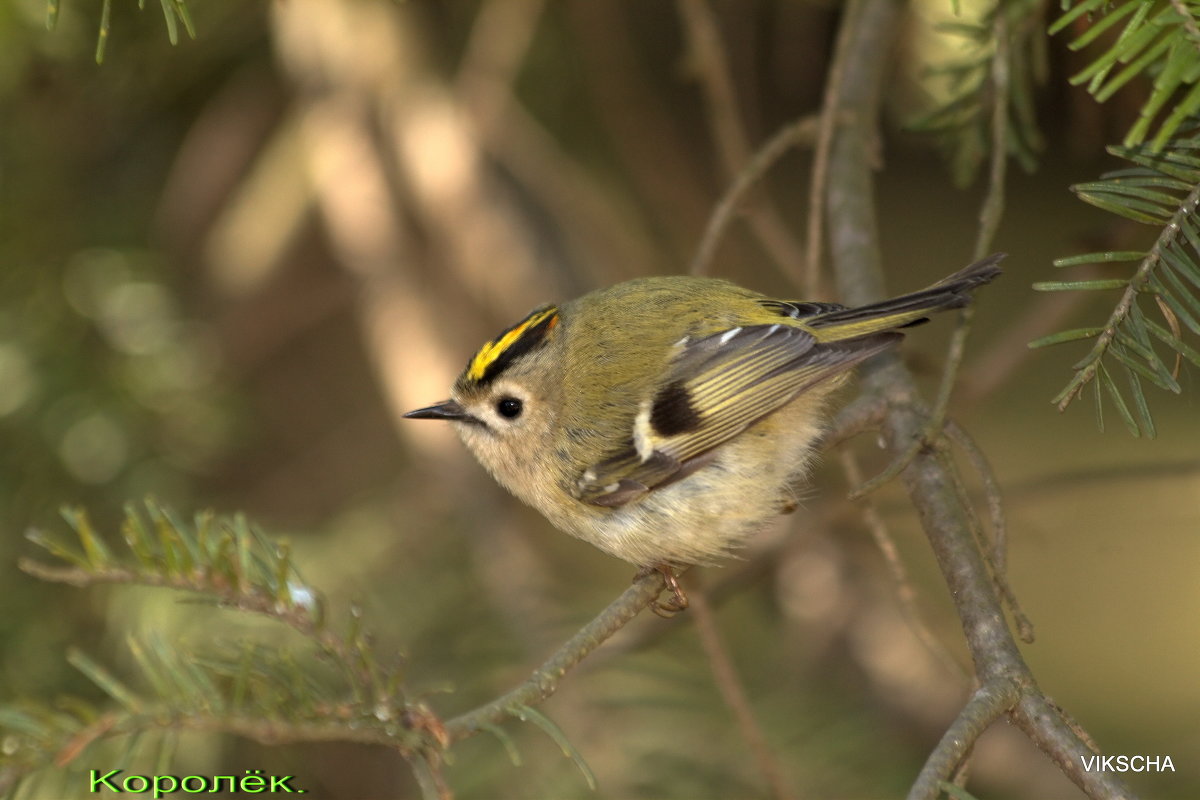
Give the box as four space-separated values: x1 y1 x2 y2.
406 255 1003 601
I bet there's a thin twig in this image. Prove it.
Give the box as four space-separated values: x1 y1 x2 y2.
443 572 665 741
675 0 750 172
942 421 1005 576
950 755 974 796
821 392 888 450
690 588 796 800
991 569 1035 645
18 559 365 683
690 116 820 276
676 0 808 279
936 444 1033 644
60 711 421 763
805 0 863 298
925 306 979 451
838 451 967 679
411 752 453 800
846 427 924 501
907 679 1021 800
976 9 1010 263
945 426 1030 643
1013 693 1133 800
848 290 994 503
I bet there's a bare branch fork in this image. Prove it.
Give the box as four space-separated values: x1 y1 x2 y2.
822 0 1135 798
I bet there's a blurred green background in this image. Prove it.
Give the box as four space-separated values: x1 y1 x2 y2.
1 0 1198 798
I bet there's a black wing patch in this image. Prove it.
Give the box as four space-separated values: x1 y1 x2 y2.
650 380 703 436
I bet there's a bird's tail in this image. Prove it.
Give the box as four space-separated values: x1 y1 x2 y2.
806 253 1005 342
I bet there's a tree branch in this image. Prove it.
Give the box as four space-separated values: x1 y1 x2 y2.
822 0 1137 797
443 571 664 741
909 677 1021 799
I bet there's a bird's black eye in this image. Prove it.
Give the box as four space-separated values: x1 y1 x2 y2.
496 397 523 419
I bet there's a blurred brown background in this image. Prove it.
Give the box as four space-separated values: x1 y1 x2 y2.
1 0 1198 798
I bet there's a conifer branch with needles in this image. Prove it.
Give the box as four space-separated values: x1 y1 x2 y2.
1030 138 1200 436
4 500 668 798
47 0 198 64
4 501 435 796
908 0 1045 188
1051 0 1200 150
20 501 370 681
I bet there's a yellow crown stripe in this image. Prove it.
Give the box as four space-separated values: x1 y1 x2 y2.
467 307 559 382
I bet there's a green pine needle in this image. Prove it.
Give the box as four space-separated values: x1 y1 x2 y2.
1032 278 1130 291
513 705 597 791
1037 134 1200 435
1055 0 1200 150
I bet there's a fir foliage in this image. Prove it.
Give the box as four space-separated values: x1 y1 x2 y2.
1030 137 1200 436
1051 0 1200 150
45 0 196 63
1 500 437 797
909 0 1047 187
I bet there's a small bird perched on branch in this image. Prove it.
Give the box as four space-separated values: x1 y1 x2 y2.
407 254 1003 612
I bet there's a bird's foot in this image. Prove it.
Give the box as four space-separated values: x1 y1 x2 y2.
636 564 689 618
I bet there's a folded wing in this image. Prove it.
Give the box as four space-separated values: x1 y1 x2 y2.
575 324 898 507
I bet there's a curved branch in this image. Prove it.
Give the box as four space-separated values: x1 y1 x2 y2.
676 0 808 279
689 115 819 276
1014 693 1122 797
443 571 665 741
907 678 1021 800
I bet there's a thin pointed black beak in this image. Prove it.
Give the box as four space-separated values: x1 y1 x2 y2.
404 400 468 421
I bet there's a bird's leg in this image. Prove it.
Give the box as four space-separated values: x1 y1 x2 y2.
636 564 689 617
